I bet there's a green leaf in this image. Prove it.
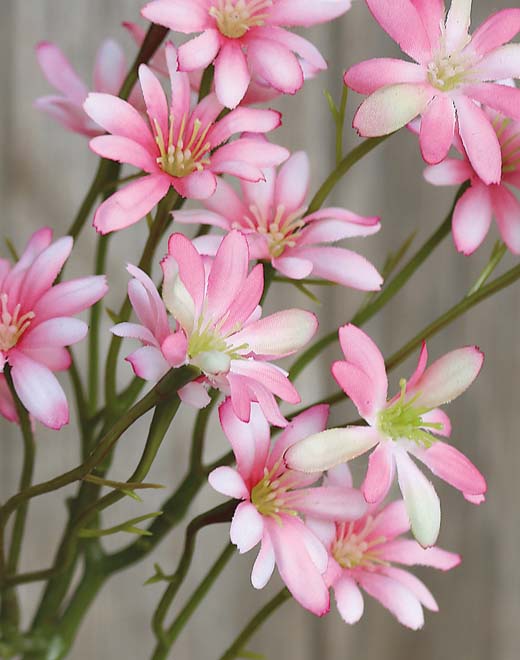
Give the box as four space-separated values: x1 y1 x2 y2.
238 651 266 659
105 307 122 324
78 511 163 539
4 237 19 261
83 474 165 492
382 230 417 280
324 89 339 121
293 281 321 305
145 562 172 585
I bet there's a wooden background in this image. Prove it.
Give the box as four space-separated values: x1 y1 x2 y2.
1 1 519 658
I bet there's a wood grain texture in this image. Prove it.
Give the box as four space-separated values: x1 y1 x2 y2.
0 1 518 659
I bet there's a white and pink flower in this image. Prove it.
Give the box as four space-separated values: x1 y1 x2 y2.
345 0 520 184
286 324 487 547
209 400 367 615
174 149 383 290
83 43 288 234
35 39 142 137
309 465 460 629
142 0 352 108
112 230 318 426
0 228 107 429
424 107 520 255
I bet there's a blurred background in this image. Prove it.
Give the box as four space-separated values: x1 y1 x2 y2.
0 1 519 658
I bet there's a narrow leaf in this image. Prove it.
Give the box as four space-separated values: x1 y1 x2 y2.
78 511 163 539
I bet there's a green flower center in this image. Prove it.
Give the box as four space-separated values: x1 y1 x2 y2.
251 465 298 523
209 0 272 39
187 315 248 374
377 379 442 448
0 293 34 352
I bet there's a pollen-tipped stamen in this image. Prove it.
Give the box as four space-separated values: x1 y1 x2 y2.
0 293 35 351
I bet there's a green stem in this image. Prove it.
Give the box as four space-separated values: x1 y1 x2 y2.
335 86 348 166
307 135 390 215
189 391 219 472
467 241 507 296
198 65 215 102
151 502 237 645
290 185 467 381
260 262 276 306
152 544 235 660
218 589 290 660
1 370 36 631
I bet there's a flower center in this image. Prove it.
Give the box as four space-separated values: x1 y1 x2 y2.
153 113 211 178
242 203 306 258
251 465 298 523
494 117 520 174
0 293 34 352
187 315 248 375
332 518 388 570
209 0 272 39
427 50 474 91
377 379 442 447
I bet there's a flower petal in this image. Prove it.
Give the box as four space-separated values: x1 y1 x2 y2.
358 571 424 629
362 443 395 504
381 566 438 611
470 8 520 56
334 575 365 625
294 246 383 291
36 41 88 104
420 95 456 165
94 39 126 94
379 538 461 570
214 41 251 109
464 82 520 122
452 184 493 255
208 466 249 499
89 135 157 173
246 38 303 94
274 151 310 213
289 486 367 521
415 441 486 497
178 29 221 72
22 318 87 349
32 275 108 323
141 0 211 32
251 535 276 589
266 0 352 26
491 184 520 254
126 346 170 381
424 158 473 186
230 501 264 554
345 58 426 95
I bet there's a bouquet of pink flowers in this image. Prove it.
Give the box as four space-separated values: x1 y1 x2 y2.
1 1 519 657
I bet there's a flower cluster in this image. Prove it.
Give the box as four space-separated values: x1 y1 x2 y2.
20 0 510 642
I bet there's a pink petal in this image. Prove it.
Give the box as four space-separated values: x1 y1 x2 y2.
111 322 158 346
21 318 87 349
454 95 502 185
379 539 461 570
246 38 304 95
178 29 221 72
255 26 327 71
365 0 432 63
266 0 352 26
83 93 155 152
345 59 426 95
477 44 520 81
36 41 88 104
35 96 97 136
138 64 169 141
231 309 318 358
178 381 211 409
208 466 249 500
205 230 249 323
334 575 365 624
21 347 71 372
421 409 452 437
89 135 157 172
0 375 18 423
491 184 520 254
205 177 250 221
395 451 441 548
172 170 217 200
411 346 484 408
127 265 170 339
357 571 424 629
470 8 520 56
325 464 354 489
230 361 300 404
302 208 381 240
452 184 493 255
161 332 188 367
289 486 367 521
353 84 434 137
32 275 108 323
444 0 472 52
19 237 73 310
141 0 211 32
9 350 68 429
164 45 192 128
211 138 289 170
410 0 444 49
240 165 276 218
173 209 231 230
219 398 271 486
214 41 251 109
272 256 314 280
333 324 388 422
230 501 264 553
370 500 410 540
94 39 126 94
295 246 383 291
362 443 395 504
415 441 486 497
464 83 520 122
251 535 276 589
209 108 282 148
235 376 289 428
126 346 170 381
264 516 330 616
407 341 428 389
381 566 438 611
93 175 170 234
423 158 473 186
420 95 456 165
286 426 382 473
274 151 310 213
220 264 264 335
164 233 206 319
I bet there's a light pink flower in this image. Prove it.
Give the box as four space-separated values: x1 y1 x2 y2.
35 39 142 137
174 149 383 290
344 0 520 184
209 400 367 614
141 0 352 108
286 324 487 547
0 228 108 429
83 43 288 234
424 107 520 255
309 465 460 629
112 230 318 426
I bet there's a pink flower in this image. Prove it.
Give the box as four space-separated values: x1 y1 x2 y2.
0 228 108 429
35 39 141 137
344 0 520 184
83 43 289 234
141 0 352 108
286 324 487 547
174 149 383 290
309 465 460 629
424 107 520 255
112 230 318 426
209 400 367 614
